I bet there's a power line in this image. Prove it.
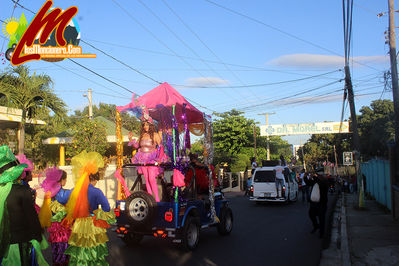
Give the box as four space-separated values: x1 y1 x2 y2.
67 59 134 94
238 80 342 111
80 40 162 84
111 0 241 102
161 0 247 86
172 69 342 88
204 0 380 72
51 62 130 98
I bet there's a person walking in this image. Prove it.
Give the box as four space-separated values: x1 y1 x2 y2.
299 169 308 202
63 151 116 266
0 145 48 265
308 169 329 238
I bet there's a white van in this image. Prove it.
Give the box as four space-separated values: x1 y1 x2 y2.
249 166 298 203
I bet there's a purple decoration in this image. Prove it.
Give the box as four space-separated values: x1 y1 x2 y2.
182 103 191 154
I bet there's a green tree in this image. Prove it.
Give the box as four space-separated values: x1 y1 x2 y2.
298 133 351 169
66 119 109 157
73 102 140 132
0 66 66 154
358 99 394 159
213 109 255 155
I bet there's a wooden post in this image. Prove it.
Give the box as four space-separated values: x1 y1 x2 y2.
116 109 125 200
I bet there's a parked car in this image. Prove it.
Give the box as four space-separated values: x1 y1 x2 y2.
249 165 298 203
114 163 233 251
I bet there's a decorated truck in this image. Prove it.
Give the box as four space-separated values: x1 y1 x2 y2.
112 82 233 250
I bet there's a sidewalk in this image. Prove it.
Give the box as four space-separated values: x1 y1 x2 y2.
321 192 399 266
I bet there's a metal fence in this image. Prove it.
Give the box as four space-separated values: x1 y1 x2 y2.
361 159 391 210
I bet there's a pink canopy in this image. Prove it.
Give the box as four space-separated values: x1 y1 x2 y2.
117 82 205 124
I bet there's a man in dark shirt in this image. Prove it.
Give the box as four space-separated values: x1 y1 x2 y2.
0 145 44 265
308 168 329 238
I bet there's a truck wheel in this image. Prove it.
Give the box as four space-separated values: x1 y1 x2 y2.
122 232 144 246
182 216 200 251
125 191 157 228
217 206 233 235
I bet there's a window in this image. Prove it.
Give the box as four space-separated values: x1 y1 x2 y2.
254 170 275 182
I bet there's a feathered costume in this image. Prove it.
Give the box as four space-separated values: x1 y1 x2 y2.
62 151 116 266
38 167 72 266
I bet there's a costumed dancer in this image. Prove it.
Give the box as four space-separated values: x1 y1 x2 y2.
38 167 71 266
0 145 48 266
15 154 39 212
128 109 167 202
63 151 116 266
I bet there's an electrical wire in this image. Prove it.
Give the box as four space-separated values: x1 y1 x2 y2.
111 0 241 102
80 40 161 85
161 0 247 87
205 0 379 72
238 80 342 112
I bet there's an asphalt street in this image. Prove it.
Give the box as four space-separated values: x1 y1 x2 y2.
105 193 337 266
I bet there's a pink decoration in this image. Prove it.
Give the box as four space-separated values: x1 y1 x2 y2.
173 169 185 187
41 167 64 197
117 82 205 124
15 154 34 179
114 169 131 197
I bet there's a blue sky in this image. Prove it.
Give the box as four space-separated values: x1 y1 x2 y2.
0 0 392 145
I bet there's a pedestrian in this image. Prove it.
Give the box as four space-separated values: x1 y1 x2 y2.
251 157 257 175
299 169 308 202
308 168 329 238
275 160 285 198
0 145 48 265
63 151 116 266
39 167 72 266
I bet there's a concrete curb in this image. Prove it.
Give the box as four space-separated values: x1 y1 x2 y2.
320 193 351 266
340 193 351 266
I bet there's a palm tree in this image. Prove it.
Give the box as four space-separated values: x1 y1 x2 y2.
0 65 67 154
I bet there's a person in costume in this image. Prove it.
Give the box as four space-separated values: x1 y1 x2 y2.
128 110 166 202
15 154 36 200
38 167 71 266
0 145 48 266
63 151 115 266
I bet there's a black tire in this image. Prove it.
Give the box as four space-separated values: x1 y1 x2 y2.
125 191 157 229
122 232 144 246
181 216 200 251
217 206 233 235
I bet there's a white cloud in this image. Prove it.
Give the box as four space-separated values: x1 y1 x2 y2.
267 54 388 68
185 77 229 87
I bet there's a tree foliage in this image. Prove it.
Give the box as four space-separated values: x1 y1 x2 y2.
0 66 66 154
66 119 109 157
358 99 394 159
73 102 140 132
213 109 255 155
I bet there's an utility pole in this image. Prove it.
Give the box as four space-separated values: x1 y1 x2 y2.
253 125 257 162
388 0 399 219
343 0 364 208
83 89 93 120
300 140 306 171
388 0 399 143
334 145 339 176
258 112 275 160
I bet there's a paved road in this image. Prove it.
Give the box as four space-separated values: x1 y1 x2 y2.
106 193 337 266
